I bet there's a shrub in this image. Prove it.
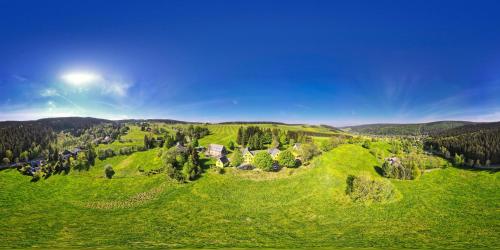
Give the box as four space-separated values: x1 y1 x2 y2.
253 151 274 171
230 150 243 167
466 159 474 167
31 170 45 182
320 140 334 152
162 146 201 182
104 164 115 179
382 156 420 180
166 163 185 182
98 148 116 160
346 174 395 203
227 141 235 150
277 150 296 168
119 147 135 155
182 155 201 180
300 143 321 163
18 164 32 175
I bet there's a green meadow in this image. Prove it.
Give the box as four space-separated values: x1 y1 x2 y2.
0 125 498 249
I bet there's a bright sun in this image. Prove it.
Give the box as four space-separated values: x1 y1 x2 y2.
61 72 101 86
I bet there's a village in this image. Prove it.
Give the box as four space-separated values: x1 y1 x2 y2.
204 142 301 169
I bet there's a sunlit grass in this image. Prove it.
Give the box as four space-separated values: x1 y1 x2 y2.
0 125 498 249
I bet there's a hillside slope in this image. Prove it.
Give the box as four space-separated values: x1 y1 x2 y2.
0 143 498 249
342 121 472 136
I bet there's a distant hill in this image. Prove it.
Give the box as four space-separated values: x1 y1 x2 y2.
117 119 192 124
341 121 472 136
218 121 304 125
0 117 112 132
319 124 343 133
425 121 500 164
217 122 342 132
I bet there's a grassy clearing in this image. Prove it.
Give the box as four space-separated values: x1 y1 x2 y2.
96 125 150 151
0 125 498 249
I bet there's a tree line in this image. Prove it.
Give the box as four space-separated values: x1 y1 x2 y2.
236 126 313 150
425 122 500 165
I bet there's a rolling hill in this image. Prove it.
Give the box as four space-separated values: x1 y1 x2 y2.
425 121 500 164
0 122 498 249
341 121 472 136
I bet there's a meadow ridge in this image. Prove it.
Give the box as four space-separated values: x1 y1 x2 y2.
0 124 498 249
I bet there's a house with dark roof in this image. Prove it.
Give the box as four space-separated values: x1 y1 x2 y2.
206 144 226 157
26 158 46 175
61 147 84 160
174 142 188 153
216 155 229 168
72 147 83 155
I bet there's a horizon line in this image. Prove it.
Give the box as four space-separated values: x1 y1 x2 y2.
0 115 498 128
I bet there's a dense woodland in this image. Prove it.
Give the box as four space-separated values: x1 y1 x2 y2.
0 123 57 162
343 121 471 136
236 126 315 150
425 122 500 164
0 118 126 165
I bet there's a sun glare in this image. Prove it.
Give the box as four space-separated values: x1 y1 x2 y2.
61 72 101 86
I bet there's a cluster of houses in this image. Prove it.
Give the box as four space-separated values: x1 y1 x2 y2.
0 146 87 175
205 144 229 167
204 143 301 168
61 147 84 161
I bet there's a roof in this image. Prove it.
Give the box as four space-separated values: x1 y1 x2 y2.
217 156 229 164
242 147 251 155
268 148 281 157
72 148 82 154
242 147 258 156
29 159 45 166
175 142 187 152
237 164 254 170
208 144 225 152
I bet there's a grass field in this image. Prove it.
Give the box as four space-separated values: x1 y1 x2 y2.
96 125 151 151
0 124 498 249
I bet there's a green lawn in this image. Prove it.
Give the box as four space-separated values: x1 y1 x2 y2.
0 127 498 249
96 125 151 151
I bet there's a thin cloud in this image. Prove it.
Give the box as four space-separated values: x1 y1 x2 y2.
101 81 131 97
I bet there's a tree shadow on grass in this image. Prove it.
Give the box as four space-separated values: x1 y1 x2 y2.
199 158 212 171
451 165 499 174
374 165 384 176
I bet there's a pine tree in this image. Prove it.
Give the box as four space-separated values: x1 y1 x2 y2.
236 127 243 145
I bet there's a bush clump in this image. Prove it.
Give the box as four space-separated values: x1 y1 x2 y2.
253 151 274 171
382 156 421 180
277 150 296 168
162 146 202 182
346 174 395 204
104 164 115 179
230 150 243 167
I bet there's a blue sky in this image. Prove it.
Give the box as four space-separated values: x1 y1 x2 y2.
0 0 499 126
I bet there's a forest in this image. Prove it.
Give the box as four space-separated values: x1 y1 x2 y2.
425 122 500 164
236 126 315 150
343 121 471 136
